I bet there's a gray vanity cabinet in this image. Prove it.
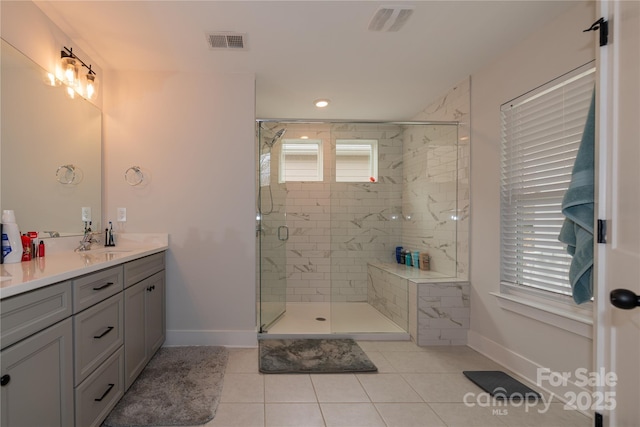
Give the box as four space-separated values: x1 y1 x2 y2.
123 253 166 390
0 249 166 426
0 282 74 427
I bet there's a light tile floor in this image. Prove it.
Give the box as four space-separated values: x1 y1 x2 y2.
196 341 591 427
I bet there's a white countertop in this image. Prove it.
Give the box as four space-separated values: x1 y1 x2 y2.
0 233 168 299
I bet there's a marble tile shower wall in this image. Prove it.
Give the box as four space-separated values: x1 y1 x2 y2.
411 78 470 280
270 123 404 303
329 123 404 303
402 124 459 276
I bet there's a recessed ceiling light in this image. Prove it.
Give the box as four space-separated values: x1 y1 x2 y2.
300 136 309 139
314 99 330 108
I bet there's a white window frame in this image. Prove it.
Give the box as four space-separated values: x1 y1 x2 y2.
497 62 595 332
335 139 378 183
279 139 323 183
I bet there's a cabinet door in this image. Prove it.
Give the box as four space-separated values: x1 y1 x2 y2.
123 270 166 391
1 318 73 427
123 280 146 391
145 271 166 357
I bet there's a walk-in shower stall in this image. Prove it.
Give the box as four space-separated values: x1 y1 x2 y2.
256 121 463 338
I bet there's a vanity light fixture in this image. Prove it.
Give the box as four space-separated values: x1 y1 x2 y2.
314 99 330 108
58 47 99 100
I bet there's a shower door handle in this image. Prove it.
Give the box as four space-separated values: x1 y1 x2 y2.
278 225 289 241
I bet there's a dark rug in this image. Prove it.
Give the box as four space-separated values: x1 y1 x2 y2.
103 346 228 427
259 338 377 374
463 370 541 400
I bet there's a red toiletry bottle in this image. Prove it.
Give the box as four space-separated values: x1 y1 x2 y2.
21 234 31 261
38 240 45 257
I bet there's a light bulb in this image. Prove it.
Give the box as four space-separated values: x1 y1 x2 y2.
85 73 98 100
61 57 78 86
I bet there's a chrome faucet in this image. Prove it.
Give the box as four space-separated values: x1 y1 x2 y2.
75 221 100 251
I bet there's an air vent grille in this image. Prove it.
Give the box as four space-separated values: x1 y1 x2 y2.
206 32 247 50
368 6 414 32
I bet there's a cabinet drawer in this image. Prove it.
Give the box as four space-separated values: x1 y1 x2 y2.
124 252 165 288
1 281 72 350
75 347 124 427
73 266 123 313
74 293 124 386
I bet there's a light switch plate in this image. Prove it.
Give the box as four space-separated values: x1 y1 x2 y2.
117 207 127 222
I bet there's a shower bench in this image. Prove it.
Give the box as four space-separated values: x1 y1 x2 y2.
367 262 470 346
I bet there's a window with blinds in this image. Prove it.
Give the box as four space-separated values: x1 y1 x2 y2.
500 63 595 296
336 140 378 182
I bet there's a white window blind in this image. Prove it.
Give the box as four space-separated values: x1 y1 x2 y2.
336 139 378 182
500 63 595 296
279 140 323 182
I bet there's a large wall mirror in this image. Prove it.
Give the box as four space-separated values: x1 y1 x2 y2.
1 39 102 236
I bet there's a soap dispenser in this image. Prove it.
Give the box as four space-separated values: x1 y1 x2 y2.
2 210 23 263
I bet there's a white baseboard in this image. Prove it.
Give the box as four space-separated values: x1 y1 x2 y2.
467 329 592 415
165 329 258 348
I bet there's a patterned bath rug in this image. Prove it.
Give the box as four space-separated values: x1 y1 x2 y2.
259 338 377 374
103 346 228 427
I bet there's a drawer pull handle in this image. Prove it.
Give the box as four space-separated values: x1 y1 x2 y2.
94 326 114 339
0 375 10 386
147 285 156 292
93 281 115 291
94 383 115 402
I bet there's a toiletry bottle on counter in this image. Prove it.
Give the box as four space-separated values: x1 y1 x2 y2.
395 246 403 264
419 252 430 271
21 234 32 261
38 240 45 257
1 210 23 263
412 251 420 268
404 250 412 266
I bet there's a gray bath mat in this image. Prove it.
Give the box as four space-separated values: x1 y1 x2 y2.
463 370 541 400
103 346 228 427
259 338 377 374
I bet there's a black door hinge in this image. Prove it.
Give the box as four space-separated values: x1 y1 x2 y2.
584 17 609 46
595 412 603 427
597 219 607 244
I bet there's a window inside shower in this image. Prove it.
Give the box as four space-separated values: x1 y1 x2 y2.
256 121 464 336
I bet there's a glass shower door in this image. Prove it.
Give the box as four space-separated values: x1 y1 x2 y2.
258 125 287 332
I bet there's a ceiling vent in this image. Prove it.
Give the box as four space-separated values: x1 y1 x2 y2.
367 6 414 32
206 32 247 50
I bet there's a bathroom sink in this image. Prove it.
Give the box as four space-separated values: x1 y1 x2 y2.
86 248 133 254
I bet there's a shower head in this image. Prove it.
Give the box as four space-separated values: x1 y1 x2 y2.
265 128 286 148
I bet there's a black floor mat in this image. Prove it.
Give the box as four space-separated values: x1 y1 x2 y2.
463 370 541 400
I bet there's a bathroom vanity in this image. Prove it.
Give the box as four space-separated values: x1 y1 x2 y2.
0 234 168 427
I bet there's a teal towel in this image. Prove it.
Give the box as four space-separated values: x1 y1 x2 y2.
558 89 595 304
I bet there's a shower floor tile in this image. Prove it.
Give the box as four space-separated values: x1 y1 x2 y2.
265 302 406 335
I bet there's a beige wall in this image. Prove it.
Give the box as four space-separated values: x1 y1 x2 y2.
104 70 256 346
468 0 595 393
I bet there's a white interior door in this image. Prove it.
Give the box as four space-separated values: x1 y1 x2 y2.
595 1 640 425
